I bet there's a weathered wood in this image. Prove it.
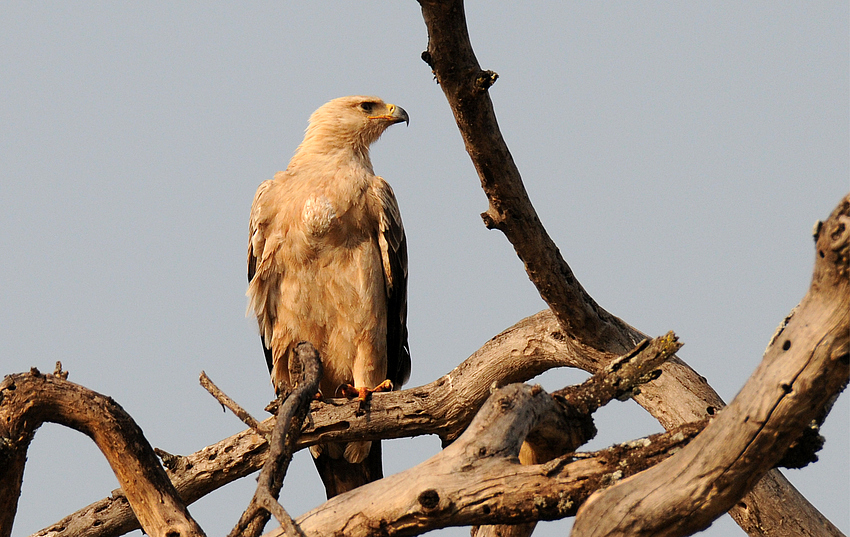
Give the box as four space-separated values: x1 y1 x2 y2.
418 0 636 354
416 1 842 535
472 334 681 537
553 332 679 414
264 384 706 537
230 342 321 537
572 195 850 537
200 370 267 437
0 369 205 537
30 328 660 537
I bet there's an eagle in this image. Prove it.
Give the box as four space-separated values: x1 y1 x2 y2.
246 96 411 498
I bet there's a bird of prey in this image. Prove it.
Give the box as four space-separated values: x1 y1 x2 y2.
246 96 411 498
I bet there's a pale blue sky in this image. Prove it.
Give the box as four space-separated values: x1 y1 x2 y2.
1 3 847 536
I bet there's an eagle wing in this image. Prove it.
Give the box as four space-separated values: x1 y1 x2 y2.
247 178 282 374
372 176 411 389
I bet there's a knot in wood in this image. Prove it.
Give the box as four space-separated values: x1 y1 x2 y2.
421 50 434 69
480 211 499 230
418 489 440 511
474 70 498 93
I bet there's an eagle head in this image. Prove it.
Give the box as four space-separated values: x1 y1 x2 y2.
302 96 409 153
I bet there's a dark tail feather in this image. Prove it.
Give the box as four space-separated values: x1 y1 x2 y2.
312 441 383 498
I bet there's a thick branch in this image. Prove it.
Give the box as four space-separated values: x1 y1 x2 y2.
417 1 841 535
264 384 705 537
0 369 205 537
418 0 631 352
572 195 850 537
32 326 652 537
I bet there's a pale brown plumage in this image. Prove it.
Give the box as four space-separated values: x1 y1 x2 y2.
246 96 410 497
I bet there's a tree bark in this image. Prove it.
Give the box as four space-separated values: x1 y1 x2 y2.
0 368 205 537
417 1 843 535
30 330 668 537
571 196 850 537
263 384 705 537
230 342 322 537
13 1 845 533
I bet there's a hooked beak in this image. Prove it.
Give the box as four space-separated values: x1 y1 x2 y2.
370 103 409 126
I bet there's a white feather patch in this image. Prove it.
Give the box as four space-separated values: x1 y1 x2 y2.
302 194 337 236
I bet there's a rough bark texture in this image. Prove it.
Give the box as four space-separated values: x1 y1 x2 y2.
230 342 322 537
419 0 638 355
263 385 705 537
572 195 850 537
27 312 598 537
0 368 205 537
417 1 843 535
9 2 846 535
29 331 669 537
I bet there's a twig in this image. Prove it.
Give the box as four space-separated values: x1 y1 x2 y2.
200 370 268 437
555 332 682 414
259 492 305 537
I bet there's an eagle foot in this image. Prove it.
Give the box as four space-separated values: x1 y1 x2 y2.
336 379 394 402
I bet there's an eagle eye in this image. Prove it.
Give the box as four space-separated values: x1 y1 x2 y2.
359 102 376 113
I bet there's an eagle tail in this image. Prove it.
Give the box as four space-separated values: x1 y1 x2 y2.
312 440 383 498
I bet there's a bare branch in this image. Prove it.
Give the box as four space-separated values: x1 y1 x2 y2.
263 384 705 537
0 369 205 537
572 195 850 537
31 326 658 537
418 0 635 353
200 371 268 437
230 343 321 537
416 1 841 534
555 332 681 414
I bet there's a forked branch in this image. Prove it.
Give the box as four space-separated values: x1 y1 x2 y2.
230 342 321 537
31 330 673 537
265 384 706 537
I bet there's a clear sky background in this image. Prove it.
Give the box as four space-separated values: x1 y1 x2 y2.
1 3 847 536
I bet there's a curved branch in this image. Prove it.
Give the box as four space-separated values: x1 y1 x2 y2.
416 1 841 535
30 324 649 537
0 368 205 537
572 195 850 537
418 0 634 353
230 342 322 537
266 384 705 537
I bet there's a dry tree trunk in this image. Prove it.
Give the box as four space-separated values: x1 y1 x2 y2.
417 1 846 536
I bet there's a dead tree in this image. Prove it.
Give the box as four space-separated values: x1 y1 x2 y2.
1 2 847 537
